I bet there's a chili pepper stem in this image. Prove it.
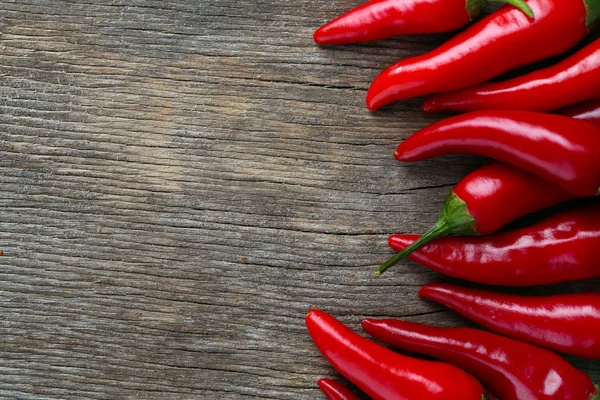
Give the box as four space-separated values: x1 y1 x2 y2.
467 0 534 19
377 219 452 275
592 384 600 400
490 0 535 18
585 0 600 31
482 394 490 400
376 191 477 276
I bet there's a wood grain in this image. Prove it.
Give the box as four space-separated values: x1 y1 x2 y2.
1 1 598 398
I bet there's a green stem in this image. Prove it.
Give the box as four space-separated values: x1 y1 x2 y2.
490 0 535 19
466 0 488 19
375 191 477 276
466 0 535 20
591 384 600 400
376 220 453 276
587 0 600 32
482 394 490 400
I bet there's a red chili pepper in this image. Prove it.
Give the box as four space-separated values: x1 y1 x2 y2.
395 110 600 197
305 309 488 400
313 0 533 45
318 379 360 400
361 319 600 400
376 162 574 275
422 37 600 113
366 0 599 110
558 99 600 126
387 203 600 286
419 283 600 359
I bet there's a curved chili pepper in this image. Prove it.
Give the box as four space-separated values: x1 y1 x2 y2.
395 110 600 197
376 162 574 275
313 0 533 45
318 379 361 400
558 99 600 126
305 309 488 400
361 319 600 400
419 283 600 359
366 0 599 111
422 37 600 113
387 203 600 286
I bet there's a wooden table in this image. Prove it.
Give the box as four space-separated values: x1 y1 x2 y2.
1 1 598 398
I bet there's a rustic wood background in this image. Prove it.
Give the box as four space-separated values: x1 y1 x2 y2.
1 1 598 399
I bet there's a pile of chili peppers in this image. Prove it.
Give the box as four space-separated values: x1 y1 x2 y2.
306 0 600 398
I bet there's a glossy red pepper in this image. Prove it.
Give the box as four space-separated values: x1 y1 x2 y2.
366 0 599 110
313 0 533 45
558 99 600 126
388 203 600 286
423 37 600 113
395 110 600 197
362 319 600 400
420 283 600 359
376 162 574 275
305 309 488 400
318 379 360 400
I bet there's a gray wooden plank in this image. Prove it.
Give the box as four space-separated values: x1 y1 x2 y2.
1 1 598 399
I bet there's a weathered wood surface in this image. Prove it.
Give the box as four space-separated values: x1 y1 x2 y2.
0 1 598 398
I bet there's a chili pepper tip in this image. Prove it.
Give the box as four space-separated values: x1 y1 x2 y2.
418 283 449 299
313 27 329 46
376 219 452 275
421 98 437 113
